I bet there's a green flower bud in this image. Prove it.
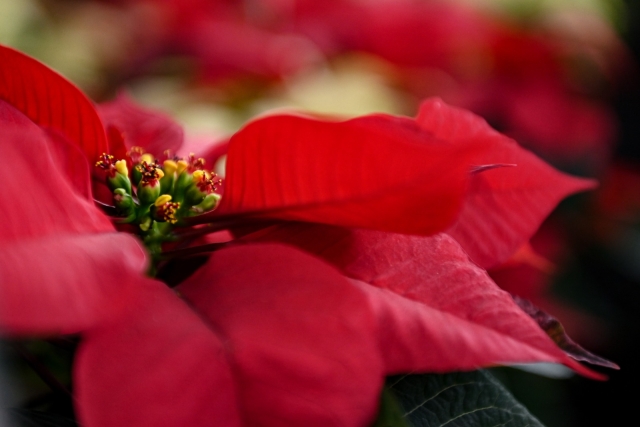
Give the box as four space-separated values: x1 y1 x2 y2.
183 170 223 207
137 163 165 204
132 163 143 187
113 188 133 210
138 179 162 204
173 170 194 204
189 193 221 215
95 153 132 194
151 195 181 224
112 188 136 223
160 159 177 195
106 160 132 195
184 170 207 206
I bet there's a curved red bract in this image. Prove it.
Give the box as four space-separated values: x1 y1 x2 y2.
416 98 597 268
0 45 108 164
212 113 479 235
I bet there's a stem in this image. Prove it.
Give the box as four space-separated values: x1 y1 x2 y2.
162 218 283 260
158 241 233 261
182 211 272 226
174 218 282 239
171 223 224 240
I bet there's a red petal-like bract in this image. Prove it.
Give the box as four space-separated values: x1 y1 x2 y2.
210 113 480 235
0 97 94 199
0 123 111 241
44 128 96 200
0 233 147 335
248 224 602 379
77 244 384 427
75 280 241 427
0 119 147 334
98 92 184 157
179 244 385 426
0 45 108 164
416 98 597 268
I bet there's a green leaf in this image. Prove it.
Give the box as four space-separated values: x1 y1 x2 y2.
387 370 546 427
373 386 411 427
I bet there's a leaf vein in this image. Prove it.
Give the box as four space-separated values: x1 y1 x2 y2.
403 381 477 416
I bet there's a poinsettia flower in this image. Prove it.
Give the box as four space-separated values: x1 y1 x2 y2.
96 0 323 82
0 44 612 427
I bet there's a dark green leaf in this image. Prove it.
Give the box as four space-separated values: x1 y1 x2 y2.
373 386 411 427
387 370 545 427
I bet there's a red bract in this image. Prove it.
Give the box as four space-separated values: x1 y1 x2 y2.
415 98 598 269
0 46 108 163
98 92 184 157
0 124 146 335
208 113 480 234
0 45 611 427
244 224 600 377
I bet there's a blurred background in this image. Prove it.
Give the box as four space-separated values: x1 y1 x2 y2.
1 0 640 425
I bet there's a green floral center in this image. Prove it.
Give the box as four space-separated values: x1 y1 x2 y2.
95 147 222 261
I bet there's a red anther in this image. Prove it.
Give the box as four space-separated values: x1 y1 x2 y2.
196 172 223 194
139 161 164 186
